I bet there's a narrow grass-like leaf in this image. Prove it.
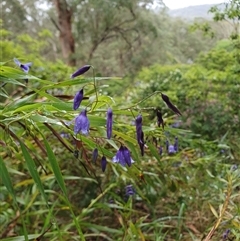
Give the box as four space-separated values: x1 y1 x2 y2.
42 137 67 197
20 142 49 207
41 135 85 241
0 157 17 204
0 156 29 241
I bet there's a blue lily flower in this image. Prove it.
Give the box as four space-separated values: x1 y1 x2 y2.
74 109 90 135
112 146 134 167
14 58 32 74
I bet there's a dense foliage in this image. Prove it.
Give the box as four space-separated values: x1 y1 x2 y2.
0 1 240 241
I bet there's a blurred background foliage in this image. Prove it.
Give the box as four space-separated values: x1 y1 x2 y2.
0 0 239 240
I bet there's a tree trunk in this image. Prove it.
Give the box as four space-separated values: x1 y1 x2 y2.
53 0 76 66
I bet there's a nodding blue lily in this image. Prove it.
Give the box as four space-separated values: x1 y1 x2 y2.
112 146 134 167
125 185 136 197
14 58 32 74
168 145 176 154
74 109 90 135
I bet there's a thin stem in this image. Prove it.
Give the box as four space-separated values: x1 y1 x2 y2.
120 91 162 110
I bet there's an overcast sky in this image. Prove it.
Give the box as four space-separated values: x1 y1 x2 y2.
163 0 223 9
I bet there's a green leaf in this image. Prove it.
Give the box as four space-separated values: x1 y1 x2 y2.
0 156 17 204
20 142 49 207
42 137 67 197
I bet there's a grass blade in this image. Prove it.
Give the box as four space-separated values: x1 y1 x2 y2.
20 142 49 207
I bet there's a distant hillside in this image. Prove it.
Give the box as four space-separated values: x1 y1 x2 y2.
168 4 223 20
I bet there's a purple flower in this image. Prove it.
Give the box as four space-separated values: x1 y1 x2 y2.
71 65 91 78
14 58 32 74
174 137 178 152
168 145 176 154
112 146 134 167
125 185 136 198
106 108 113 139
92 148 98 164
73 89 84 110
101 156 107 172
135 115 144 156
74 109 90 135
223 229 230 240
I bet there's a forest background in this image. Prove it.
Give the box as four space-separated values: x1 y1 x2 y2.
0 0 239 240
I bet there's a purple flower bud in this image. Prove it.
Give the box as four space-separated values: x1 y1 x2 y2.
174 137 178 152
101 156 107 172
14 58 32 74
106 108 113 139
136 115 144 156
92 148 98 164
71 65 91 78
73 89 84 110
135 115 142 143
74 109 90 135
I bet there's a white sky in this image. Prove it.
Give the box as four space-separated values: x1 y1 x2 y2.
163 0 223 9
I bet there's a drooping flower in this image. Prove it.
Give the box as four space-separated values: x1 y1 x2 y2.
14 58 32 74
106 108 113 139
125 185 136 197
223 229 230 240
74 109 90 135
101 156 107 172
174 137 178 152
73 89 84 110
168 145 176 154
112 146 134 167
71 65 91 78
92 148 98 164
161 93 182 116
14 58 32 83
135 115 144 156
